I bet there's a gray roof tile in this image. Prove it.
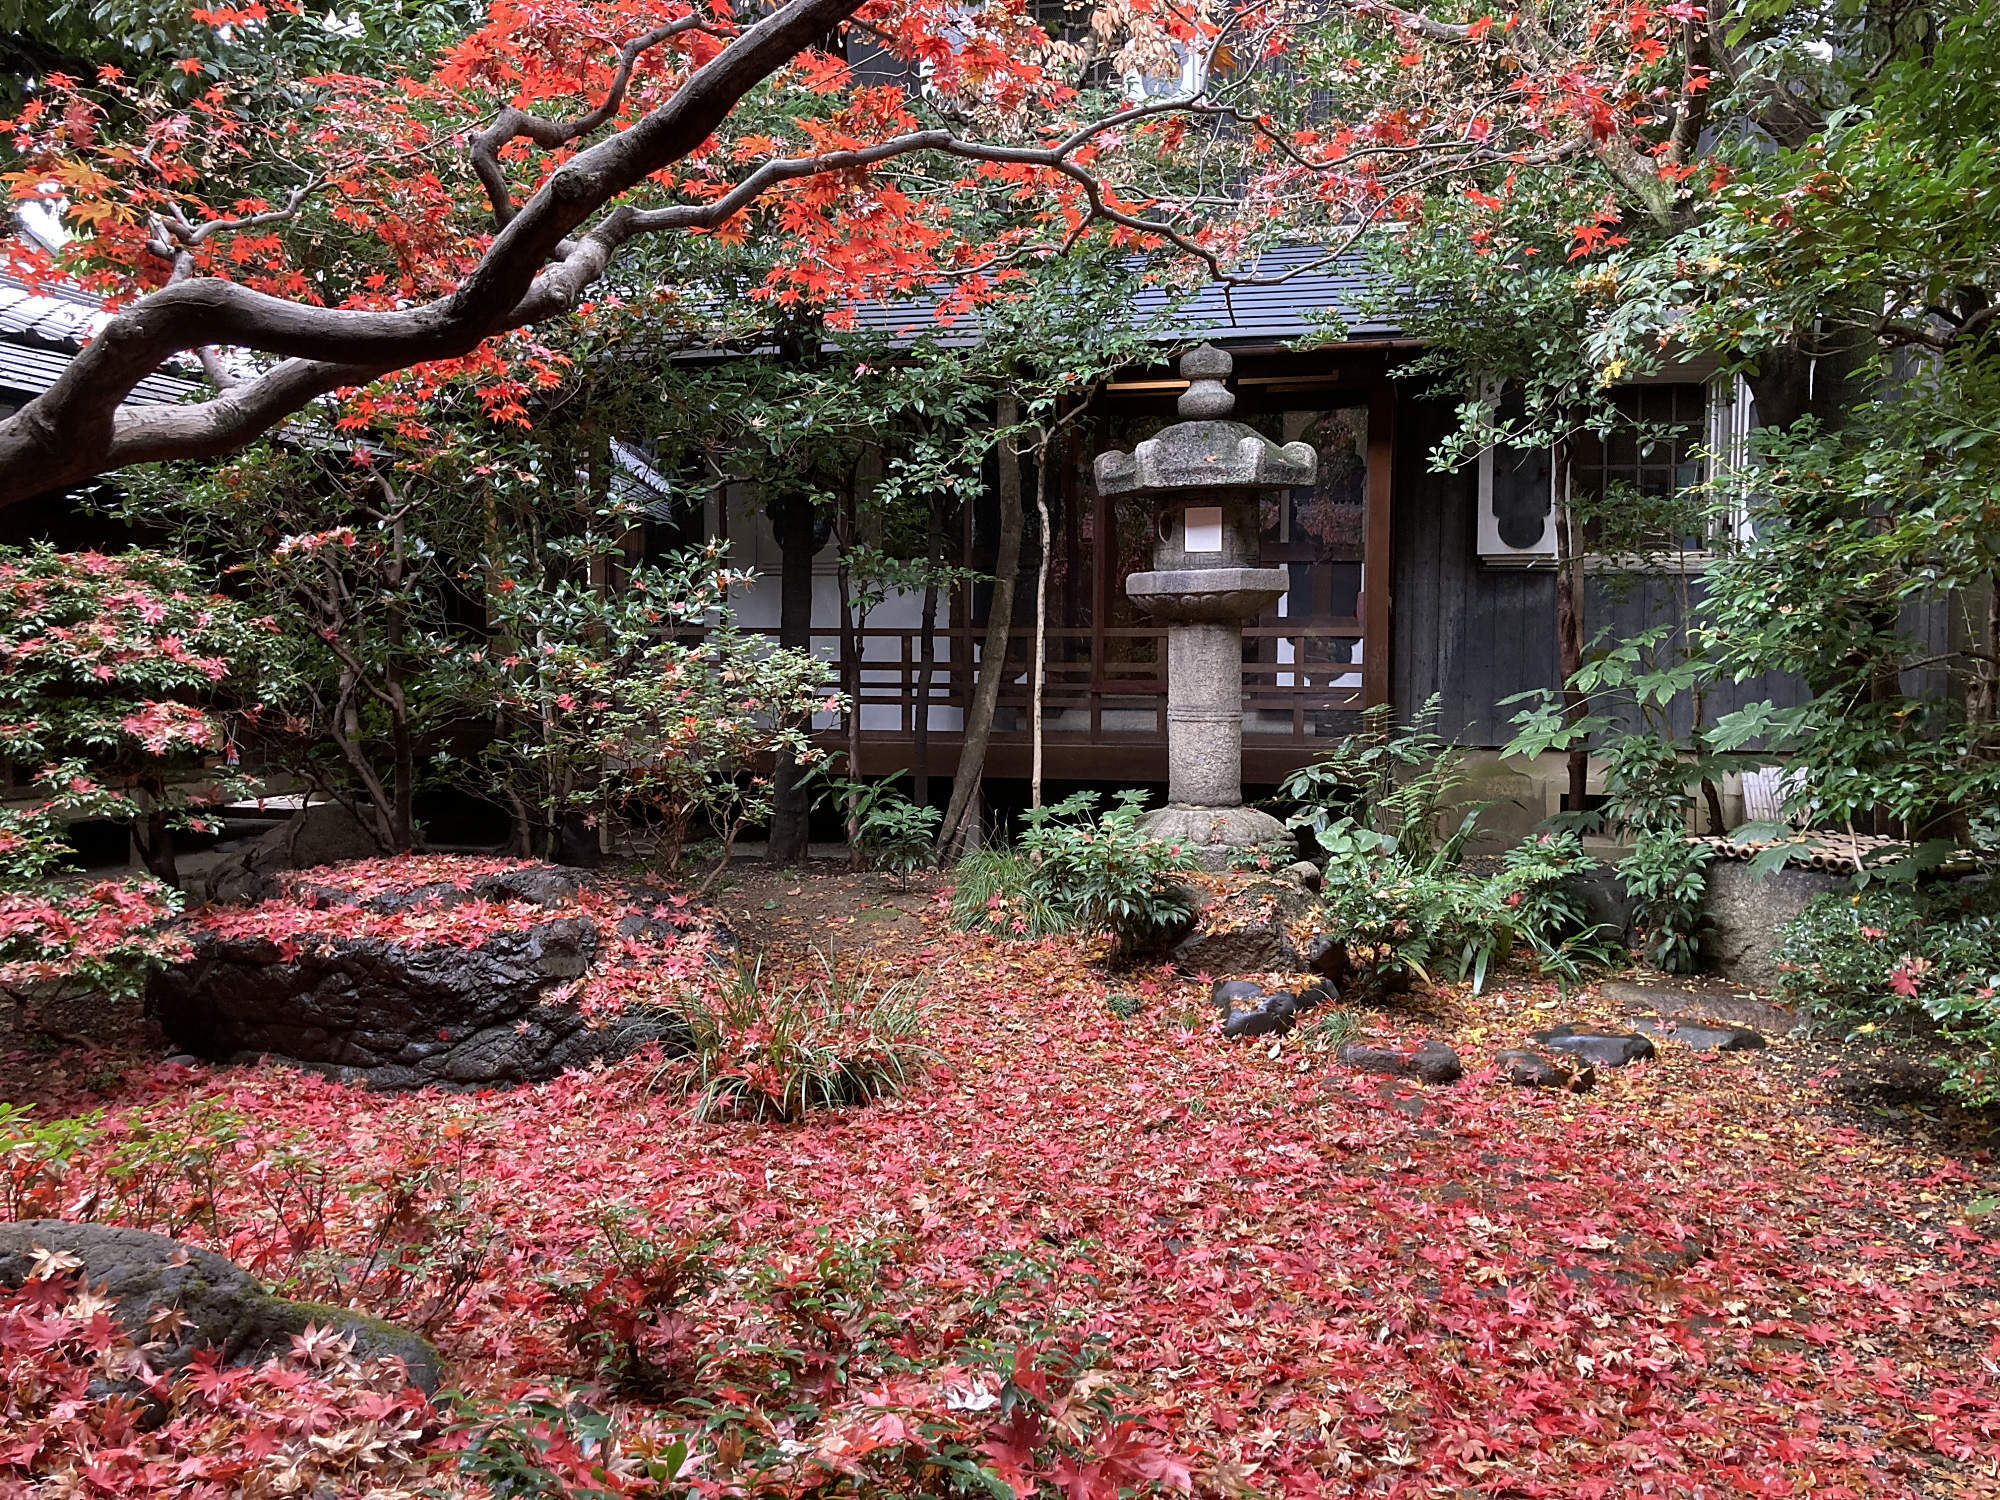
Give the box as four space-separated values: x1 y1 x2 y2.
841 245 1400 349
0 270 201 405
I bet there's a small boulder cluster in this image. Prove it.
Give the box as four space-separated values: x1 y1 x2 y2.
1330 1015 1767 1094
1210 976 1338 1038
1184 872 1769 1094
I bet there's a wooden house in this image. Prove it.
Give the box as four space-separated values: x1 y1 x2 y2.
672 248 1792 828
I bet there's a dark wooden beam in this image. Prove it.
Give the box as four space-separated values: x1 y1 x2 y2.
1363 380 1397 709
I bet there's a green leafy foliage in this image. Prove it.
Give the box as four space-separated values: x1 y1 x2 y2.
962 792 1198 960
1321 830 1610 998
472 541 837 882
1620 830 1715 973
1773 881 2000 1103
1296 707 1612 995
1585 3 2000 849
948 848 1071 941
821 775 940 886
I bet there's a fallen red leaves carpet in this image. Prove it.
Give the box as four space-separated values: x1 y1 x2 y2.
9 867 2000 1497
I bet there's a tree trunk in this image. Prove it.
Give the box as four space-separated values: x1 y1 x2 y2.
383 504 415 851
937 399 1024 855
766 491 819 863
835 483 864 868
134 803 179 887
1029 428 1051 810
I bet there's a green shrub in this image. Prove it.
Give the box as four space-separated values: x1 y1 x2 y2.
1283 700 1622 994
837 777 942 886
1620 830 1714 972
1774 881 2000 1103
950 791 1197 959
663 952 936 1122
1318 822 1611 998
1018 791 1199 956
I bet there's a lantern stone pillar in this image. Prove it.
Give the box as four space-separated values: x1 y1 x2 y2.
1093 344 1317 869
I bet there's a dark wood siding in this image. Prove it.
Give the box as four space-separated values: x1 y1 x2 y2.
1391 391 1557 745
1390 388 1814 747
1584 575 1807 739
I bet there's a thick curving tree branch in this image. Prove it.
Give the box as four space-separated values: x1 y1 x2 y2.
0 0 869 506
0 20 1253 506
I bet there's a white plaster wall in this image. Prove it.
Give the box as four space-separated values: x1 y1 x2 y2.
717 484 964 734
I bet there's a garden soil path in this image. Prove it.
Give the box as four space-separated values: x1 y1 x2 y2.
12 863 2000 1496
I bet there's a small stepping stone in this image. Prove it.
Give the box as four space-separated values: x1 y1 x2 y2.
1211 978 1266 1009
1294 979 1339 1013
1599 978 1800 1036
1338 1038 1463 1085
1532 1025 1656 1068
1497 1047 1596 1092
1631 1016 1766 1052
1217 984 1297 1039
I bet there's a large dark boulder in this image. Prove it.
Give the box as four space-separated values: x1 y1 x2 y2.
1173 878 1317 975
0 1220 441 1392
148 861 710 1090
1338 1038 1464 1085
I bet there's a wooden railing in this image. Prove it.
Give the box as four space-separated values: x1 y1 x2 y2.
792 621 1367 747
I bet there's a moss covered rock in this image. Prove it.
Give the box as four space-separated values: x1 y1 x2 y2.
0 1219 441 1392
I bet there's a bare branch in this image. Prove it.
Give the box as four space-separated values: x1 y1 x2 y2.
1350 0 1477 43
1668 19 1712 163
1875 303 2000 352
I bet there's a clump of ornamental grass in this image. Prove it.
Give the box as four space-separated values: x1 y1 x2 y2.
1296 1005 1365 1052
949 848 1071 939
659 951 936 1123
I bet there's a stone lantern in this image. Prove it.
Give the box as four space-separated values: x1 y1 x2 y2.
1093 343 1316 868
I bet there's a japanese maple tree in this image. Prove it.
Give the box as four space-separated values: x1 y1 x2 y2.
0 546 266 1036
0 0 1756 505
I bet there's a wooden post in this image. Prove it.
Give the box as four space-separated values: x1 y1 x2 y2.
1363 378 1396 709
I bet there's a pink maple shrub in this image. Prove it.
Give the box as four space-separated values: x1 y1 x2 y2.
0 547 269 1036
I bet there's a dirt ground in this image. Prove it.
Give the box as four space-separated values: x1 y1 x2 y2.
705 857 941 951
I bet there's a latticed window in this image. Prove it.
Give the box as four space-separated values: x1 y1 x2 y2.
1570 383 1710 555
